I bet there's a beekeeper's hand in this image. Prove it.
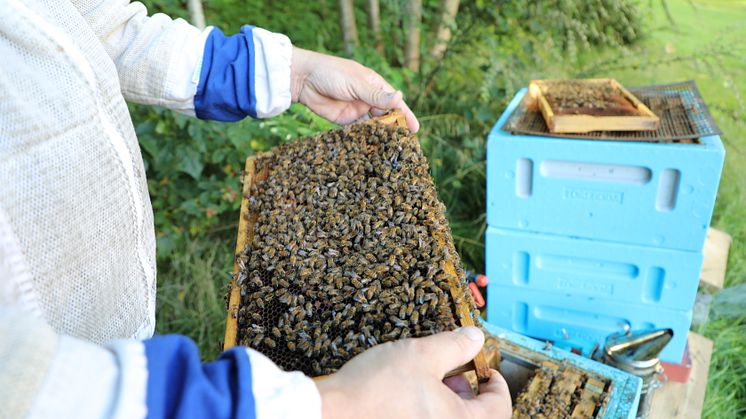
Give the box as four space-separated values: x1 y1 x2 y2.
291 47 420 132
315 326 512 419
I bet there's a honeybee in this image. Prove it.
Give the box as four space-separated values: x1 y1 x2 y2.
415 288 425 303
389 316 407 328
353 292 367 304
251 334 264 347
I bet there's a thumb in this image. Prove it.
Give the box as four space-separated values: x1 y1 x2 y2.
416 327 485 378
357 83 402 109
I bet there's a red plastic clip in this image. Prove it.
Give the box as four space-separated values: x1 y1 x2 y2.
468 282 486 308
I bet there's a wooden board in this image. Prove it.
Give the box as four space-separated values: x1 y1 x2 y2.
700 227 732 290
223 154 269 351
648 332 713 419
529 79 660 133
223 110 488 382
438 238 491 382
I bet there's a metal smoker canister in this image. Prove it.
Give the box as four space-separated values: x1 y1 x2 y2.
597 328 673 418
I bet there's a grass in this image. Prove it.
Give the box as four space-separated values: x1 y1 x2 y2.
574 1 746 416
153 0 745 415
155 240 233 360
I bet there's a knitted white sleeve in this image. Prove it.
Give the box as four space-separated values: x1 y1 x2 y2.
0 307 149 419
0 206 43 318
69 0 205 112
71 1 294 118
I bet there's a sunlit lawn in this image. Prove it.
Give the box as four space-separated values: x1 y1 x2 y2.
578 1 746 416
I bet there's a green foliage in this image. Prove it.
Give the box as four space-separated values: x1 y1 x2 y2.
154 240 231 360
132 104 333 258
205 0 342 51
143 0 343 51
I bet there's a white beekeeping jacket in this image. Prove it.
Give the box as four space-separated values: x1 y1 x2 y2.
0 0 206 342
0 2 324 418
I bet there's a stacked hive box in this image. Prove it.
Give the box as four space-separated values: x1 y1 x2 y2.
485 89 725 362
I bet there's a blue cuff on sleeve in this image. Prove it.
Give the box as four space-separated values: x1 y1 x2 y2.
195 26 258 121
144 335 256 419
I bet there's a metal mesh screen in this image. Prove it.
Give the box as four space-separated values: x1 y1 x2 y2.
502 80 721 142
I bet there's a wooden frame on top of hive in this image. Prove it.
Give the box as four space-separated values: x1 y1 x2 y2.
223 111 490 382
529 78 660 134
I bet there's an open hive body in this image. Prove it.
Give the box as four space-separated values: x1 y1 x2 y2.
224 114 487 379
512 361 608 418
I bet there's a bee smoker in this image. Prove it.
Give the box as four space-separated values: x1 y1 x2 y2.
593 328 672 418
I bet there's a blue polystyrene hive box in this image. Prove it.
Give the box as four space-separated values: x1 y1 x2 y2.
486 283 691 363
485 227 704 311
486 89 725 252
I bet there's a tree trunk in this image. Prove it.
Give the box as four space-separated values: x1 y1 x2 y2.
404 0 422 72
366 0 383 53
187 0 206 30
339 0 359 55
429 0 460 61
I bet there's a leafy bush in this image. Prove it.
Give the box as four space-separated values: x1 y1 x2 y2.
136 0 641 272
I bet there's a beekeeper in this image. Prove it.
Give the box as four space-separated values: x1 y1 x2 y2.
0 1 511 418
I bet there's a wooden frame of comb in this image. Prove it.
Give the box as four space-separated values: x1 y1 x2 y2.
223 110 491 384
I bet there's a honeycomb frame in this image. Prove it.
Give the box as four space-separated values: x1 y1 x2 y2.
223 112 489 380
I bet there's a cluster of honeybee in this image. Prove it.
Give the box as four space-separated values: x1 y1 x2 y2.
235 122 478 376
512 365 600 419
543 80 618 111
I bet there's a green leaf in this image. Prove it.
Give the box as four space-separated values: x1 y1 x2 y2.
179 148 204 180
